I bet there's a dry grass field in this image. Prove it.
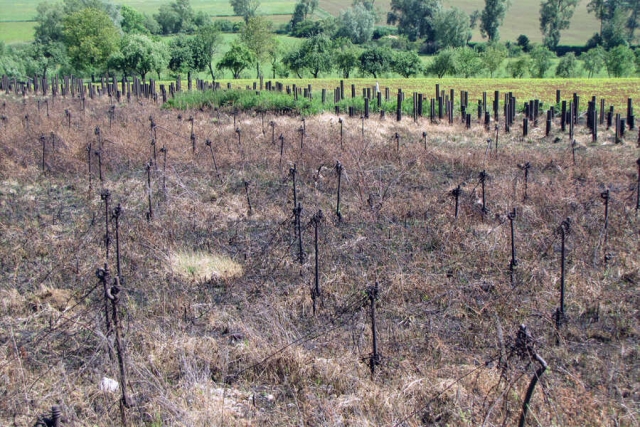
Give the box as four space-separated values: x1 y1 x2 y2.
0 85 638 426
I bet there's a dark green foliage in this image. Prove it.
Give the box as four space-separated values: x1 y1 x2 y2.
359 46 393 78
387 0 440 42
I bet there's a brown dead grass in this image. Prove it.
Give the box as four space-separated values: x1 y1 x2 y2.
0 91 638 427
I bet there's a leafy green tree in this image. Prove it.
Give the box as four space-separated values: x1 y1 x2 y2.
426 47 457 77
480 0 509 42
282 47 305 78
34 2 65 44
626 0 640 41
580 46 605 77
33 2 68 77
506 56 530 77
121 5 149 34
602 7 628 48
292 34 334 78
230 0 260 23
391 50 423 77
168 35 194 75
109 34 169 80
539 0 579 50
240 16 276 78
516 34 530 52
334 39 361 78
528 44 555 77
555 52 580 77
336 3 377 44
605 44 635 76
155 0 199 34
431 7 472 49
192 25 222 80
387 0 441 42
63 8 121 74
0 45 27 78
587 0 621 37
217 42 254 78
482 43 507 77
359 46 393 78
455 46 482 78
62 0 122 27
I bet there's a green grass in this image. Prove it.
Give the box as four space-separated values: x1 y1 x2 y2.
0 22 36 44
0 0 600 45
166 78 640 113
164 86 426 117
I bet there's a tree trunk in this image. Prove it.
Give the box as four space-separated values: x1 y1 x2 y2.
208 63 215 82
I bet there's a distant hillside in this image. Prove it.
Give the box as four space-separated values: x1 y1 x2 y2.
0 0 599 45
320 0 599 45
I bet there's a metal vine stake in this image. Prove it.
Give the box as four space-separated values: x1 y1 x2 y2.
243 180 253 216
269 120 275 145
508 208 518 287
189 116 196 153
367 282 381 378
338 118 343 149
422 131 427 150
518 162 531 202
515 325 548 427
205 139 221 182
494 124 499 155
311 210 324 316
94 149 103 182
298 125 304 150
479 170 488 217
451 185 461 219
335 161 344 222
100 189 111 261
278 134 285 171
289 164 299 240
601 189 610 265
160 146 167 199
295 203 304 265
40 134 46 173
112 204 123 281
146 161 153 222
555 218 571 331
86 143 92 191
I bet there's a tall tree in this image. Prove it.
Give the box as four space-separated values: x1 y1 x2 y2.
387 0 441 42
581 46 606 77
481 43 507 77
120 5 150 34
528 44 555 77
155 0 197 34
627 0 640 41
33 2 68 77
240 16 276 78
480 0 509 42
359 46 393 77
539 0 579 50
587 0 622 37
230 0 260 23
431 7 472 49
217 42 254 78
109 34 169 80
294 34 334 78
192 25 222 81
63 8 120 74
336 3 378 44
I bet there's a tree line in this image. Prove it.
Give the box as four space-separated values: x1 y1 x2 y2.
1 0 640 81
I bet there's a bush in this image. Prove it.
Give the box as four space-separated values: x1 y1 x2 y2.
555 52 580 78
516 34 531 52
212 19 235 32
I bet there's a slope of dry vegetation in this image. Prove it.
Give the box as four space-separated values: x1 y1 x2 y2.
0 91 638 426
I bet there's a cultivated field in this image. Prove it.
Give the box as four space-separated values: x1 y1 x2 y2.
0 81 638 426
